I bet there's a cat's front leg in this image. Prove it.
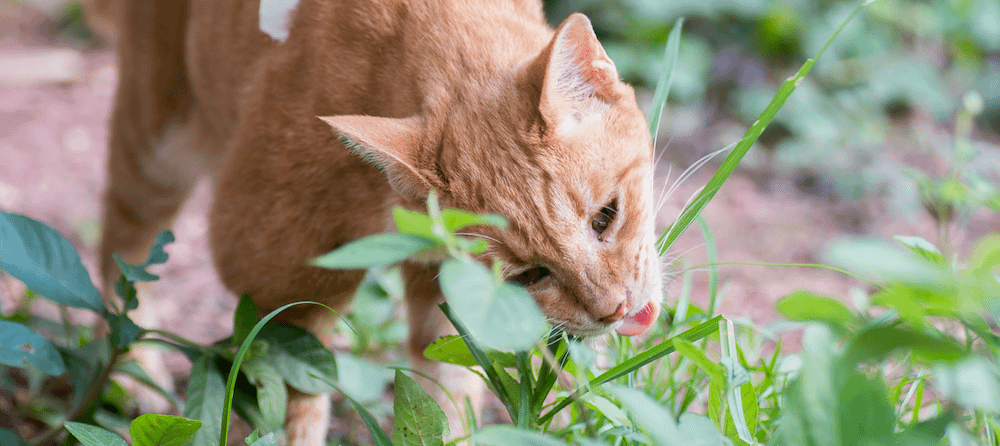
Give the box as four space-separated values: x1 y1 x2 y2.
404 263 486 441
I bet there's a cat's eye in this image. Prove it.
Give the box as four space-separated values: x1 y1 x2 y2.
591 199 618 237
511 266 551 287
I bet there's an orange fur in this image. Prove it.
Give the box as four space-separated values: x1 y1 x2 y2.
98 1 662 444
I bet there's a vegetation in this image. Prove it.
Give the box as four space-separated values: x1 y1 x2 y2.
2 0 999 445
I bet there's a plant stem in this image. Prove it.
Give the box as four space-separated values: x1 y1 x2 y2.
30 344 124 446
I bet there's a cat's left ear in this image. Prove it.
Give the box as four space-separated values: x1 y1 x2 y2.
535 13 624 134
319 115 437 202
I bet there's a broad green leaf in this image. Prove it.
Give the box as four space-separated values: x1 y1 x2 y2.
439 259 547 351
345 393 392 446
0 211 104 313
393 207 436 240
934 356 1000 412
392 370 449 446
184 356 226 446
241 358 287 432
0 320 66 376
656 4 864 254
310 233 436 270
233 295 257 346
776 291 859 334
822 238 945 285
115 359 183 410
256 322 337 394
0 428 29 446
838 372 895 446
583 395 629 426
129 414 202 446
440 208 507 232
422 335 516 368
677 413 728 446
64 421 128 446
107 313 142 349
473 425 567 446
846 326 965 364
247 432 280 446
894 235 946 265
334 352 391 403
609 385 681 445
724 382 758 446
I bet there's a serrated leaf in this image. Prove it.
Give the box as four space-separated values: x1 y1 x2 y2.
144 231 175 266
392 370 448 446
233 295 257 346
129 414 202 446
184 356 226 446
310 233 436 270
473 425 567 446
439 259 547 351
64 421 128 446
0 211 104 313
422 335 516 368
256 322 337 393
0 320 66 376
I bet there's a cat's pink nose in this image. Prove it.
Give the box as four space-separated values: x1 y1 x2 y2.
599 301 627 324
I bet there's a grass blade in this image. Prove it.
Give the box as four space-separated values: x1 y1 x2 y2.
648 18 684 136
696 216 720 314
538 315 723 424
656 3 868 255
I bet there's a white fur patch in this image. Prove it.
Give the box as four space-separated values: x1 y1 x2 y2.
259 0 301 42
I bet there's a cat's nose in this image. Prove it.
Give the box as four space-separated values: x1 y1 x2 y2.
598 300 627 324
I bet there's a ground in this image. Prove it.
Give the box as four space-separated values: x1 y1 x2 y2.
2 2 998 444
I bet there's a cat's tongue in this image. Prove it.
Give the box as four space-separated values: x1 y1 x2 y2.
615 300 660 337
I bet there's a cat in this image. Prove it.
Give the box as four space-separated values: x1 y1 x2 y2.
96 0 663 444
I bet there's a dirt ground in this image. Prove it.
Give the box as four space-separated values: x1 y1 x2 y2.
2 2 999 443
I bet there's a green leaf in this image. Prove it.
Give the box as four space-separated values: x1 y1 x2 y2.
107 313 142 349
677 413 729 446
247 432 280 446
838 372 895 446
345 393 392 446
647 18 684 135
392 370 449 446
934 356 1000 412
439 259 547 351
334 352 391 403
233 295 257 346
112 231 175 282
894 235 946 265
64 421 128 446
115 359 183 410
310 233 437 270
129 414 202 446
423 335 516 368
846 326 966 364
473 426 567 446
184 356 226 446
256 322 337 394
241 358 287 432
144 231 175 266
0 320 66 376
776 291 859 334
822 238 945 285
0 428 29 446
609 385 681 445
393 207 436 240
440 208 507 232
0 211 104 313
114 275 138 311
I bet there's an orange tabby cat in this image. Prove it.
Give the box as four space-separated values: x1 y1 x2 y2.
97 0 663 444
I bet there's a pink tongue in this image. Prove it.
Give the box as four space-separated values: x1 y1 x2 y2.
615 300 661 336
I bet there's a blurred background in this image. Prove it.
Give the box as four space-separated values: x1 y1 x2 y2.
0 0 998 441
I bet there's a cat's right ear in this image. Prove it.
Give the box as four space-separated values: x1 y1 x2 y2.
319 115 436 202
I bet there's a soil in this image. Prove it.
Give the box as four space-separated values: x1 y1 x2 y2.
2 3 998 444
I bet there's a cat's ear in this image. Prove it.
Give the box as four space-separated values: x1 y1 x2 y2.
319 115 434 201
536 13 623 134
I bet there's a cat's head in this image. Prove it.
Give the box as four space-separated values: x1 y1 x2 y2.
321 13 662 337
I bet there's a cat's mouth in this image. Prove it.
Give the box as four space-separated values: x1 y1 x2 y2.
613 300 661 337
